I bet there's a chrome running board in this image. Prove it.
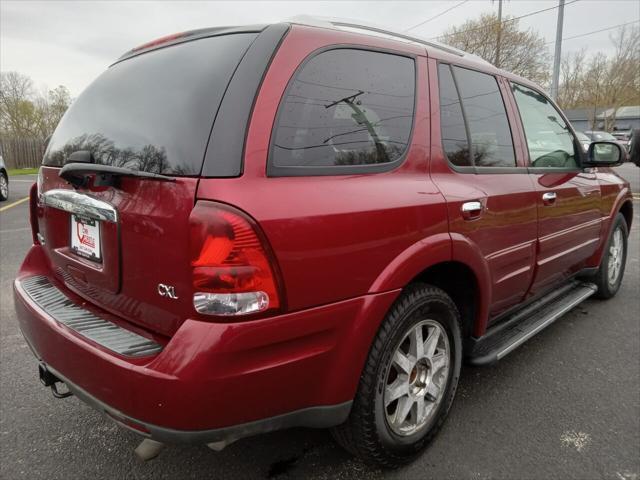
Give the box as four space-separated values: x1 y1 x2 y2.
467 281 597 366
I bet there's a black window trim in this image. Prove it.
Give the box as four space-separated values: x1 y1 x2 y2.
267 44 418 177
201 23 291 177
509 81 585 173
437 61 523 175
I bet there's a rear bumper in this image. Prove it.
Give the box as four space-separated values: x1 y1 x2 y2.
14 246 399 443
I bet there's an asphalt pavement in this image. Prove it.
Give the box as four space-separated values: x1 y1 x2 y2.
1 168 639 480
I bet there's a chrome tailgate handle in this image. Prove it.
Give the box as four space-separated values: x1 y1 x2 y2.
41 189 118 223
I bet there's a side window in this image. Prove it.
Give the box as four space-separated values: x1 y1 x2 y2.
511 83 578 169
270 49 415 173
452 67 516 167
438 64 471 167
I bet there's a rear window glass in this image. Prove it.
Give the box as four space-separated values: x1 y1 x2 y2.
270 49 415 172
43 33 257 175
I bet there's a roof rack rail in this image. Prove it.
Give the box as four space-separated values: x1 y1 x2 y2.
287 15 492 64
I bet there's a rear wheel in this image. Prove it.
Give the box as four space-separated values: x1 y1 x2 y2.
592 213 628 299
331 284 462 468
0 172 8 201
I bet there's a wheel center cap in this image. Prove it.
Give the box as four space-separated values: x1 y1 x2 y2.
409 360 429 394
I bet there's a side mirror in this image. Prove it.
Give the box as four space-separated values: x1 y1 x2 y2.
583 141 626 167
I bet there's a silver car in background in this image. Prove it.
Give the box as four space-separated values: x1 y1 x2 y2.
0 154 8 201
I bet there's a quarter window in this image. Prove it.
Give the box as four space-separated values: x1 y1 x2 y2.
511 83 577 169
270 49 415 173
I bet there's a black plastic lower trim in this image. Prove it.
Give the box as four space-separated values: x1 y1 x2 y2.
45 364 352 445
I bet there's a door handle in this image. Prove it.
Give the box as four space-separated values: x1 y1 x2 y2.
461 201 483 220
542 192 557 205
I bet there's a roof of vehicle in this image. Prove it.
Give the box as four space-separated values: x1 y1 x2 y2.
115 24 268 64
597 105 640 119
286 16 537 87
116 17 542 92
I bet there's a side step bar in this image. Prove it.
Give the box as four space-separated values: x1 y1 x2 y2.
467 281 597 366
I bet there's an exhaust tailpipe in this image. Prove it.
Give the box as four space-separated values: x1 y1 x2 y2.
135 439 164 461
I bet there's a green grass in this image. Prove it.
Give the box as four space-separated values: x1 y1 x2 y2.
7 168 39 176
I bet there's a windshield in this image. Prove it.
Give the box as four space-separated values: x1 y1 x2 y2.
43 33 257 175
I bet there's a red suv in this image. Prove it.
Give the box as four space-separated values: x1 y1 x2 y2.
14 19 632 467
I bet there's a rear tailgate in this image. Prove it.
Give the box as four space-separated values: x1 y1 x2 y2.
35 31 260 336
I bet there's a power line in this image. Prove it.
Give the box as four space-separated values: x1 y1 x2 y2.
544 19 640 45
432 0 580 40
405 0 470 32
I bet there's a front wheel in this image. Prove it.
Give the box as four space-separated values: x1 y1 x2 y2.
331 284 462 468
592 213 628 299
0 173 8 201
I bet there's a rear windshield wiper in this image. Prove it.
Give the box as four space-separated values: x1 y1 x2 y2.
59 162 176 188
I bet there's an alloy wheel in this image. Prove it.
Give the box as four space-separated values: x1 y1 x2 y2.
384 320 450 436
607 227 624 287
0 175 7 199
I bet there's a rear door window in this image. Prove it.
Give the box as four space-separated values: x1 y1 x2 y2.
269 48 415 175
452 67 516 168
43 33 258 176
438 64 471 167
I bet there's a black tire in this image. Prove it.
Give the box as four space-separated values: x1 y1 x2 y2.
0 172 8 202
331 284 462 468
591 213 628 299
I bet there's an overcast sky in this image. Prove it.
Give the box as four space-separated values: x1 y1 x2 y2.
1 0 638 96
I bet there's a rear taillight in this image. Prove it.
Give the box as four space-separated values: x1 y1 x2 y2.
29 181 39 245
189 201 282 317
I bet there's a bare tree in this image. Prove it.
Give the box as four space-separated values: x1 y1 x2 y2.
557 49 586 109
440 13 551 85
557 25 640 130
599 26 640 130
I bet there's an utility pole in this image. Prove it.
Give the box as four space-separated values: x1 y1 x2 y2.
494 0 503 68
550 0 565 101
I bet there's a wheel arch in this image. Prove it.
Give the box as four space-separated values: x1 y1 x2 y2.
587 192 634 268
369 232 491 341
410 261 479 342
619 199 633 233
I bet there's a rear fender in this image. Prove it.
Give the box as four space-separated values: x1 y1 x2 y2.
369 233 452 292
369 232 491 338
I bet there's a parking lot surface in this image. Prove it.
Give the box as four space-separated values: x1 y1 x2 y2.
1 167 638 479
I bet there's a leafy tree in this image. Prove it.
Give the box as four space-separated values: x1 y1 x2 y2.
0 71 72 138
440 13 551 85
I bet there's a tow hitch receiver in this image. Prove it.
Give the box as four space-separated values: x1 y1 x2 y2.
39 364 73 399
